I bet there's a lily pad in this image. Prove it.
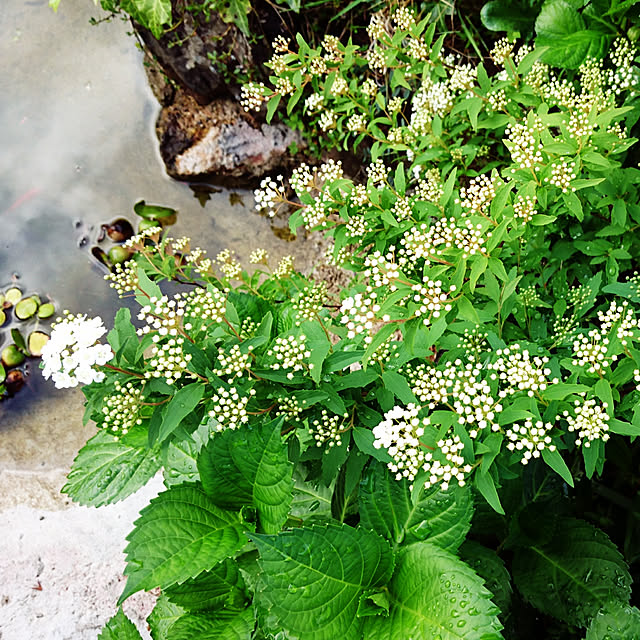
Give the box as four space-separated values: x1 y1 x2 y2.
28 331 50 356
133 200 176 220
0 310 5 326
2 345 25 368
38 303 55 319
15 297 39 320
4 288 22 306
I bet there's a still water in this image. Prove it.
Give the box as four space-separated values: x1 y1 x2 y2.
0 0 313 459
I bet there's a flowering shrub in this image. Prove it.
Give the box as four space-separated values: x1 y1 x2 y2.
54 5 640 640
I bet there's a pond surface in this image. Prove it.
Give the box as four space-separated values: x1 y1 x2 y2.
0 0 314 466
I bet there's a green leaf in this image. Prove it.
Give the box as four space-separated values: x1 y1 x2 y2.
136 266 163 302
542 447 574 487
198 417 294 533
62 431 161 507
49 0 62 10
301 320 331 383
381 370 417 404
359 462 473 551
535 0 610 69
459 541 512 614
364 541 503 639
352 426 393 463
151 384 205 446
608 419 640 436
512 517 632 627
168 608 254 640
481 0 538 32
133 199 175 219
165 559 247 611
98 607 143 640
119 484 247 603
542 383 591 400
475 471 505 515
253 523 394 640
585 602 640 640
162 422 210 487
148 594 185 640
121 0 172 37
107 307 138 364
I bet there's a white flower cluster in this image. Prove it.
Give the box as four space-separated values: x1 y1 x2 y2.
373 404 430 482
240 82 266 112
254 175 286 217
272 35 290 53
505 122 543 170
312 410 344 448
347 113 367 132
345 215 369 238
290 164 314 195
182 288 227 325
305 92 324 113
506 419 556 465
398 218 487 265
490 345 557 397
458 174 499 216
607 38 636 94
598 300 638 346
369 337 399 366
105 260 139 297
424 435 472 491
216 249 242 280
487 88 509 112
572 329 617 374
350 184 369 206
411 280 455 325
122 226 163 249
367 13 387 41
268 335 310 379
101 381 143 437
249 248 269 265
564 398 610 446
318 109 338 131
208 387 255 431
414 169 444 204
275 255 294 279
276 396 304 425
340 292 382 344
41 312 113 389
545 161 577 192
292 283 327 324
393 6 415 30
214 344 252 382
513 195 537 222
367 159 389 186
392 196 412 221
490 37 515 65
456 326 488 358
363 251 400 288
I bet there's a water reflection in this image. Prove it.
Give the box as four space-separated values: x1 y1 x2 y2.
0 1 315 427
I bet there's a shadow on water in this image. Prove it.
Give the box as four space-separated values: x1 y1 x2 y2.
0 0 316 460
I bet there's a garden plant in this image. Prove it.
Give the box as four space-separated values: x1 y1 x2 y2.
43 3 640 639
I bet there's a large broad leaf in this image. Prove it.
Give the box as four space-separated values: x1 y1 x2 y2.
149 383 205 446
359 462 473 551
119 484 247 603
459 541 512 615
585 602 640 639
513 517 631 627
535 0 610 68
364 541 504 639
165 559 248 612
120 0 172 38
198 418 293 534
162 422 210 487
252 523 394 640
98 608 143 640
168 608 255 640
481 0 540 32
62 431 161 507
290 469 334 523
148 594 185 640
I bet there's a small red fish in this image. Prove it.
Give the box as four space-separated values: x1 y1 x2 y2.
5 188 41 214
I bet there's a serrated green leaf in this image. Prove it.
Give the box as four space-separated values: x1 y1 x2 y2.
107 307 138 364
148 593 185 640
119 484 247 603
513 517 632 627
98 607 143 640
62 431 161 507
359 462 473 551
162 422 210 487
459 541 512 614
364 541 503 639
198 417 294 533
585 602 640 640
381 370 417 404
168 608 254 640
165 559 247 611
252 523 394 640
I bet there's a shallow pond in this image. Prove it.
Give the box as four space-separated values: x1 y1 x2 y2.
0 0 314 471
